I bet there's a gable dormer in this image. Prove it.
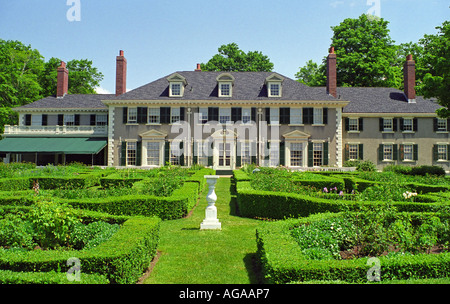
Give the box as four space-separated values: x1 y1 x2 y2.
167 73 187 97
216 73 235 97
265 73 284 97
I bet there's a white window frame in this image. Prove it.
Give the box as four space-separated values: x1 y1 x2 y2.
219 82 232 97
64 114 75 126
170 82 183 97
127 107 137 124
348 118 359 132
126 141 137 166
348 143 359 160
96 114 107 126
290 108 302 125
290 142 303 167
383 118 393 132
241 142 252 166
31 114 42 126
198 108 208 124
219 108 231 124
437 144 448 161
313 108 323 125
383 144 393 161
171 107 181 124
148 107 160 124
437 119 447 132
146 142 160 166
313 142 323 166
403 144 414 161
242 108 252 124
269 108 279 125
268 82 282 97
402 118 413 132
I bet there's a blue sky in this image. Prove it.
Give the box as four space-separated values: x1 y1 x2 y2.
0 0 448 94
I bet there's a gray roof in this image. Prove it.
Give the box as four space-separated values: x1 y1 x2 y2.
110 71 338 101
339 87 442 114
17 94 112 109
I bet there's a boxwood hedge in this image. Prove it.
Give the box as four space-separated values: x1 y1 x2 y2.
256 212 450 284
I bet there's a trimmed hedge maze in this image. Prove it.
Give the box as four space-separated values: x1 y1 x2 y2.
234 167 450 284
0 163 213 284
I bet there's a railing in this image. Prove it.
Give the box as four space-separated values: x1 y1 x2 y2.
3 125 108 136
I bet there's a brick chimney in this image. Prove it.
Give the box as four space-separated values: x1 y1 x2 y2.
195 63 201 72
404 54 416 103
326 47 337 98
56 61 69 98
116 50 127 96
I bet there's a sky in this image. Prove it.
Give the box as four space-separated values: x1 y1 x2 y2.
0 0 448 94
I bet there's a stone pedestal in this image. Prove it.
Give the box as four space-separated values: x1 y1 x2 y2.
200 175 221 230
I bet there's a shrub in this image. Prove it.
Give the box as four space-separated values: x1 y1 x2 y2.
70 221 121 250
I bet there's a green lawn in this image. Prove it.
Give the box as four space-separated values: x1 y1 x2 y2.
143 177 262 284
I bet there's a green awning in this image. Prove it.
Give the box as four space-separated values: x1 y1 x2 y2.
0 137 107 154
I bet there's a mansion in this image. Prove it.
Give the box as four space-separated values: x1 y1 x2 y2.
0 49 449 172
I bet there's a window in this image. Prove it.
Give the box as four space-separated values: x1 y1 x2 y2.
383 118 393 132
402 118 413 132
148 108 160 124
171 107 180 123
170 142 181 165
269 83 280 97
96 114 107 126
64 114 75 126
290 143 303 166
290 108 302 125
403 144 413 161
437 145 448 161
348 119 359 131
128 108 137 124
199 108 208 124
127 142 137 166
313 108 323 125
383 144 393 161
241 142 251 166
348 144 359 160
219 108 231 124
196 141 209 166
437 119 447 132
313 143 323 166
242 108 252 124
31 115 42 126
269 144 279 167
170 83 182 96
146 142 160 166
270 108 279 125
219 83 231 97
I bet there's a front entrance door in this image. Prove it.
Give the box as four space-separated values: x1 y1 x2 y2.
211 129 237 171
218 142 231 167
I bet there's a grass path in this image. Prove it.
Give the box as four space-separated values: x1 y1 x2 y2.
143 177 262 284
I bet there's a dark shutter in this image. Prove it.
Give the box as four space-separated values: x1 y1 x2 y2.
90 114 96 126
413 118 418 132
265 108 270 124
42 114 48 126
399 144 405 161
235 142 241 167
58 114 64 126
323 142 329 166
279 141 285 166
164 141 170 165
447 145 450 161
323 108 328 125
136 141 142 166
251 107 257 123
393 118 398 131
433 118 438 132
192 141 198 165
413 144 418 161
447 119 450 132
123 107 128 124
303 108 313 125
120 142 127 166
74 114 80 126
432 145 438 161
359 144 364 160
358 118 363 131
379 118 384 132
399 118 404 131
344 144 350 161
25 114 31 126
160 107 171 124
378 144 384 161
180 107 185 122
280 107 290 124
345 118 350 131
393 144 398 161
231 107 242 123
308 142 314 167
137 107 148 124
208 107 219 122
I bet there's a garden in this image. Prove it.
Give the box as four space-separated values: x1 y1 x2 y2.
234 165 450 284
0 162 213 284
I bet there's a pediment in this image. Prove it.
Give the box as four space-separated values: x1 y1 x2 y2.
167 73 187 85
210 128 238 139
282 130 310 140
139 129 167 139
265 73 284 83
216 73 235 83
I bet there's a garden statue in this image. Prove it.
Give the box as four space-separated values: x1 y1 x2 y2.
200 175 221 230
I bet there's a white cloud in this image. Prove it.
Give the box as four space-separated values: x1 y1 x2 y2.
330 1 345 8
95 87 112 94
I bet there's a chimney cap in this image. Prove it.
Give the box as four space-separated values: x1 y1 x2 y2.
119 50 124 56
195 63 201 71
329 46 335 54
406 54 413 61
58 61 67 68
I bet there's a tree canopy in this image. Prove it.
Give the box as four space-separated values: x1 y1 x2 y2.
201 43 274 72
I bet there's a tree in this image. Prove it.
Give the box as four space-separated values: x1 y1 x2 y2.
416 21 450 118
295 59 326 86
39 58 104 96
201 43 274 72
330 14 401 88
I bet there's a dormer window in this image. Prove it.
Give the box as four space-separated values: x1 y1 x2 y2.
167 73 187 97
217 73 235 97
265 73 284 97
